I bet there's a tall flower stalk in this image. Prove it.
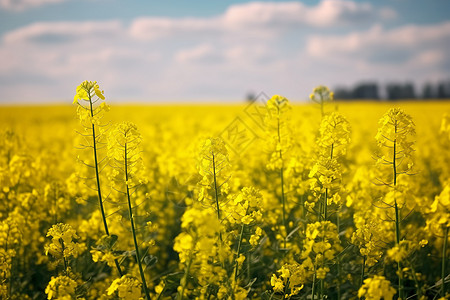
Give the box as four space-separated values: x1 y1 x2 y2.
309 112 350 221
197 137 231 238
308 111 349 299
108 122 150 300
375 108 415 299
310 85 334 117
426 183 450 298
73 80 123 276
265 95 292 249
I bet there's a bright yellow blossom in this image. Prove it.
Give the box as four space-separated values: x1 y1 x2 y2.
45 275 77 300
358 275 396 300
107 275 142 300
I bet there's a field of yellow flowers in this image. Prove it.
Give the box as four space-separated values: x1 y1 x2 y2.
1 81 450 300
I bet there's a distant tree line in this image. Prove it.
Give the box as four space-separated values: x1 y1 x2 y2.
334 81 450 101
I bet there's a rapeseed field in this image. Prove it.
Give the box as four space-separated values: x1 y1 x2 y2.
1 81 449 299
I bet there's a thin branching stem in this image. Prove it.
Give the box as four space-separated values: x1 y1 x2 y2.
337 208 341 300
211 152 225 247
60 238 68 274
442 226 448 297
361 255 366 287
234 224 245 281
276 106 287 249
212 153 221 223
87 92 123 277
178 246 194 300
312 272 316 300
392 121 404 299
124 142 151 300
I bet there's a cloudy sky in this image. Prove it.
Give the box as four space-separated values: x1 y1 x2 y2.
1 0 449 103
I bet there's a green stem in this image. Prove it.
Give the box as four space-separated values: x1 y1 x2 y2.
179 250 194 300
212 154 221 221
281 278 290 300
312 272 316 300
124 142 151 300
394 200 403 299
60 238 68 274
247 252 251 281
88 98 109 236
392 125 404 299
318 201 322 221
442 226 448 298
319 218 326 299
212 154 222 243
276 108 287 249
54 188 58 224
361 256 366 287
280 165 286 249
337 209 341 300
394 203 401 246
320 278 324 299
407 260 422 298
88 94 123 277
234 224 245 281
324 144 334 221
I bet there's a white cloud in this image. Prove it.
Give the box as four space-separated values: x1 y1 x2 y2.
303 21 450 90
412 49 446 68
306 21 450 62
223 0 395 28
0 0 66 11
130 1 394 41
305 0 382 27
130 17 222 41
3 20 124 44
174 43 274 66
175 44 222 64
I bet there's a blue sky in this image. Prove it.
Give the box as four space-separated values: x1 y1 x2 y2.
1 0 449 103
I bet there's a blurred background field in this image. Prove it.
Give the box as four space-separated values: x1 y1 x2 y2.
1 101 448 155
1 101 448 181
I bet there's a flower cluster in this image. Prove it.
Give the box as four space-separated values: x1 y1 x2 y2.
271 263 306 297
223 186 263 225
173 205 228 298
308 112 350 216
108 122 146 187
197 137 231 216
440 113 450 139
265 95 292 170
310 85 334 116
375 108 416 182
317 112 351 158
198 137 230 180
352 217 384 266
74 80 110 126
0 248 12 298
90 235 120 268
45 275 78 300
45 223 82 261
107 275 142 300
308 156 343 209
426 183 450 236
301 221 342 280
358 275 396 300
